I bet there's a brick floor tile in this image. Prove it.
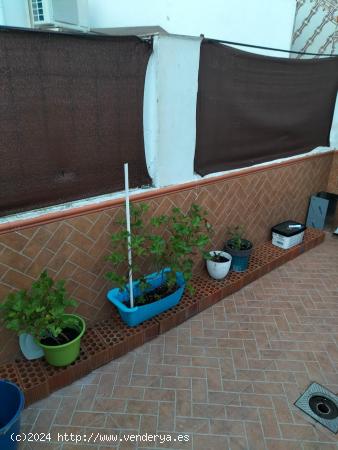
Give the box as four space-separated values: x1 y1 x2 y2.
91 397 125 413
223 379 253 393
208 391 240 406
75 385 98 411
139 414 157 434
302 443 338 450
176 390 192 417
71 411 106 428
280 423 318 441
192 434 229 450
244 421 266 450
175 417 209 433
192 402 226 419
191 378 208 402
161 376 191 390
209 419 245 436
228 436 248 450
158 402 175 431
253 381 285 395
144 387 175 402
130 375 161 387
237 369 266 381
259 408 281 438
53 397 78 426
226 405 259 421
240 393 273 408
265 439 302 450
31 410 56 433
96 373 115 397
148 364 177 377
126 400 158 415
106 413 140 430
191 356 219 368
177 366 206 378
112 385 144 399
206 367 223 390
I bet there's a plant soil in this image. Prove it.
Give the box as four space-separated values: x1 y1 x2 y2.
228 240 252 251
211 254 229 263
40 327 79 346
127 283 179 308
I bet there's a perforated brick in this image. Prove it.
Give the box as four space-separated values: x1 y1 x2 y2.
95 318 127 360
0 362 21 385
41 361 74 392
155 291 200 333
41 348 91 393
82 328 110 369
14 359 49 405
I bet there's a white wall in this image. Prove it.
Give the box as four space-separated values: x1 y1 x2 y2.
144 34 201 187
0 0 30 27
330 95 338 149
89 0 296 57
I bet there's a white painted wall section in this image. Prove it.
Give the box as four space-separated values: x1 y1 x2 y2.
0 0 5 24
89 0 296 57
1 0 30 27
144 34 201 187
330 94 338 149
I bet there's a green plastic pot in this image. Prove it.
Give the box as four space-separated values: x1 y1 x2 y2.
37 314 86 367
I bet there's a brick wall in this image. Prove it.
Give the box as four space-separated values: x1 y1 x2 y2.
0 152 333 363
327 151 338 194
327 151 338 228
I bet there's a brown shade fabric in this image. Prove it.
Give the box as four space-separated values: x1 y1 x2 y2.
0 28 151 217
195 41 338 176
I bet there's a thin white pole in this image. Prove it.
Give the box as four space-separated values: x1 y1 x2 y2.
124 163 134 308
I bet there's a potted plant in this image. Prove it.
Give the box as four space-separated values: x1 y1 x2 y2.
206 250 232 280
224 225 253 272
106 203 212 326
0 271 85 366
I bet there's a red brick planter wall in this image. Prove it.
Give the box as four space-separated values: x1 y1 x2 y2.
0 152 333 363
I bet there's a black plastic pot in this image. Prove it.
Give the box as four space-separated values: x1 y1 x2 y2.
224 239 253 272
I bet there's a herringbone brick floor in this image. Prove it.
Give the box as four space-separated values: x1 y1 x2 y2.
20 234 338 450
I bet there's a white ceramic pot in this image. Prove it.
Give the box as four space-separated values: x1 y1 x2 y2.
206 251 232 280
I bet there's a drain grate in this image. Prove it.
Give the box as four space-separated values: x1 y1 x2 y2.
295 382 338 433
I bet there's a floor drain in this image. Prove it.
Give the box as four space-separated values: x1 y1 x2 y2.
295 382 338 433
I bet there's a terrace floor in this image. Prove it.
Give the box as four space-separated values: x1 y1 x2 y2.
21 234 338 450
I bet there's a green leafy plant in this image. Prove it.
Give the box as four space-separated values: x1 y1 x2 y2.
227 225 250 250
0 271 79 343
106 203 212 301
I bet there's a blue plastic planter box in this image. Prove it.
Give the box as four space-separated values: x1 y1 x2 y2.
107 269 185 327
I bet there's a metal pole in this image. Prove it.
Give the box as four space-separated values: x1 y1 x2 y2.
124 163 134 308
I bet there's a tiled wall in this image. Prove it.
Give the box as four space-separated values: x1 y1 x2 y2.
0 152 333 363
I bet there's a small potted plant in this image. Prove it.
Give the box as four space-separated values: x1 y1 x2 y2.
206 250 232 280
106 203 212 326
224 225 253 272
0 271 85 366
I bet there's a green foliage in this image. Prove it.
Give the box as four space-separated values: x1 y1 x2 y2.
0 271 78 342
106 203 213 298
227 225 247 250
